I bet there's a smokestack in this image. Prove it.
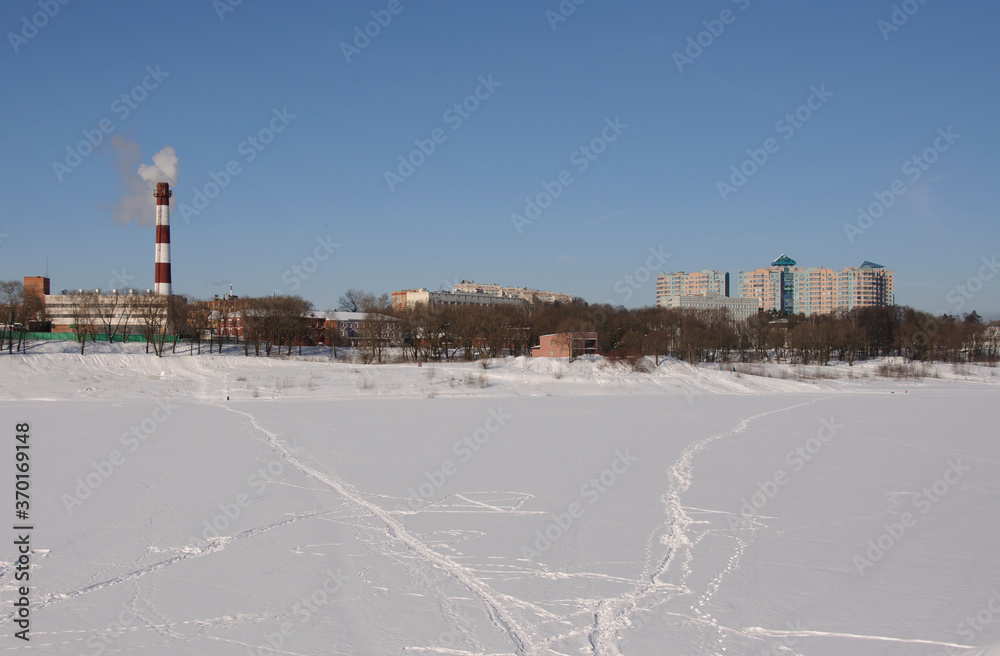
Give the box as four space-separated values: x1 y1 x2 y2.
153 182 172 295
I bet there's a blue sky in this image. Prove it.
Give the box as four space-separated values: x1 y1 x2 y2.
1 0 997 316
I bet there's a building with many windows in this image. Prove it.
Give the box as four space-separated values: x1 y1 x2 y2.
655 270 729 302
839 261 894 310
737 256 894 316
392 288 527 310
656 293 759 322
452 281 572 304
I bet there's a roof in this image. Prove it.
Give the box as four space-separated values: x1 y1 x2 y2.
304 311 399 322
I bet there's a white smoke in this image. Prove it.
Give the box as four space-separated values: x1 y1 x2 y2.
107 137 179 226
138 146 178 188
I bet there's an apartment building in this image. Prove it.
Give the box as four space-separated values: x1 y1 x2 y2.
738 257 894 316
452 281 572 304
655 270 729 302
392 288 526 310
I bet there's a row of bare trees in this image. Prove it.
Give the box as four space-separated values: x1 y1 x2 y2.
65 291 177 356
230 296 314 357
383 300 998 365
4 276 997 365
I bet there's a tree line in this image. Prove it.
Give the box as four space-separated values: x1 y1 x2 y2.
2 279 997 365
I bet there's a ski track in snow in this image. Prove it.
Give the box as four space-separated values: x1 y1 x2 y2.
219 401 539 656
588 397 829 656
215 373 829 656
6 348 996 654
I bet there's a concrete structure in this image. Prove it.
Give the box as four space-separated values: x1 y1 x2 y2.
738 254 800 313
393 289 526 310
656 270 729 302
154 182 172 296
738 255 894 316
35 285 171 334
452 281 572 304
838 261 894 310
790 266 840 316
532 332 597 358
657 293 758 322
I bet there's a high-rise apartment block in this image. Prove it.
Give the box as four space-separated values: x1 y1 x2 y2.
655 270 729 299
737 255 893 315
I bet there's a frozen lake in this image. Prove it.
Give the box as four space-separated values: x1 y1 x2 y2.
2 345 999 655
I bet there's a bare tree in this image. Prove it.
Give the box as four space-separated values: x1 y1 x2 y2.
338 288 372 313
92 291 137 344
359 293 393 363
185 302 210 355
240 300 263 356
0 281 24 353
137 294 169 357
324 313 342 359
70 291 99 354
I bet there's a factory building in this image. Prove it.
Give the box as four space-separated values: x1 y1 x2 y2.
22 182 180 335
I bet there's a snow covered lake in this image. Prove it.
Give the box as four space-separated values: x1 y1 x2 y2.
2 343 999 655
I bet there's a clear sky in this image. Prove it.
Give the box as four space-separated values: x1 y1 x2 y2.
1 0 997 316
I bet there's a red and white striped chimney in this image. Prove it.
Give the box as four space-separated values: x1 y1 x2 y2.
153 182 172 295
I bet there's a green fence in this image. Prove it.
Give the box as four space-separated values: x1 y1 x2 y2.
19 332 180 343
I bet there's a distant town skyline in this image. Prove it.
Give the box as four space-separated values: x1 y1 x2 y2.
2 1 997 319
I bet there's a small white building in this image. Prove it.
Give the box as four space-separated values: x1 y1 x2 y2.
656 293 759 322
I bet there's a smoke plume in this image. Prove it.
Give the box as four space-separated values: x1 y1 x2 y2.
108 136 179 226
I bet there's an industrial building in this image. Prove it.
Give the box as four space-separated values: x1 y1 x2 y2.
20 182 180 336
24 277 174 335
